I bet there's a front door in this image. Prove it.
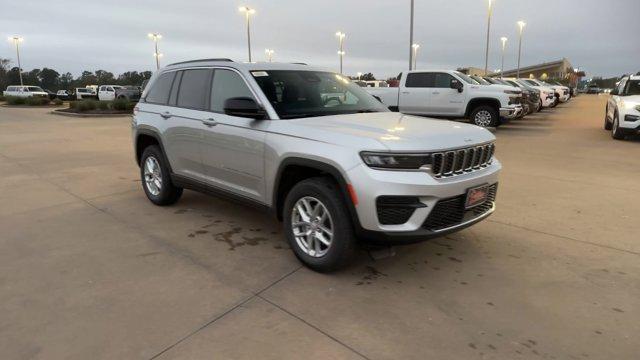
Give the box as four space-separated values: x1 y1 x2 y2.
429 72 465 115
200 68 267 203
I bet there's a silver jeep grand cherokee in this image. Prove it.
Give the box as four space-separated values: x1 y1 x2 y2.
132 59 501 272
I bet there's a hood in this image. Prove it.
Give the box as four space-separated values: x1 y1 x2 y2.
274 112 495 152
469 84 521 94
620 95 640 109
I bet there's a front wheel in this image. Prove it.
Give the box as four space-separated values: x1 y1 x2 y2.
283 177 356 272
470 106 499 128
611 113 625 140
604 106 612 130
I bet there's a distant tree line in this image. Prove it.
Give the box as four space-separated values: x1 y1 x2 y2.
587 76 621 89
0 58 152 92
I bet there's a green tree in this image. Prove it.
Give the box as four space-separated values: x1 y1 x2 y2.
59 72 74 90
95 70 115 85
77 71 97 86
38 68 60 90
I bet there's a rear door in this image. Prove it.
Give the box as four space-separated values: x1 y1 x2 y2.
399 72 434 114
199 68 268 203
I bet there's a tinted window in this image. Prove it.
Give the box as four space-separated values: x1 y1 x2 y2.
177 69 212 109
405 73 434 88
146 72 176 104
625 80 640 95
433 73 455 88
210 69 254 112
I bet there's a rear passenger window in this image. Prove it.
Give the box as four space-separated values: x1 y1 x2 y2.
210 69 254 113
177 69 212 110
405 73 434 88
145 72 175 104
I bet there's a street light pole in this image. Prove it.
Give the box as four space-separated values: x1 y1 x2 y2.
409 0 414 70
412 44 420 70
147 33 162 70
516 20 526 78
500 37 507 79
336 31 346 74
9 36 24 86
484 0 494 75
265 48 274 62
239 6 256 62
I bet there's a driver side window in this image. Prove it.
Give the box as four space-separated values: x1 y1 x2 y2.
210 69 255 113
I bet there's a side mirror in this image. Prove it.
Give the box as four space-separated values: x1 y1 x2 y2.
223 97 267 119
450 79 464 93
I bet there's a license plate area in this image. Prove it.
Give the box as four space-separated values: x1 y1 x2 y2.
465 184 489 209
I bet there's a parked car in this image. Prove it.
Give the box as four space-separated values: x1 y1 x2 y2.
56 90 72 100
480 77 528 117
132 59 501 271
98 85 124 101
604 74 640 139
540 81 570 103
75 88 97 100
115 86 142 101
587 84 602 94
515 79 556 109
366 70 523 127
501 78 542 113
3 85 49 98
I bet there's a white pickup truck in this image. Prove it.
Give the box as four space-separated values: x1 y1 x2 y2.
366 70 523 127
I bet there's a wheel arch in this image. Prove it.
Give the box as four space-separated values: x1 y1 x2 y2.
465 97 501 117
135 129 174 174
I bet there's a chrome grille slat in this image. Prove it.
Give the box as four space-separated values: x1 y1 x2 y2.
431 143 495 178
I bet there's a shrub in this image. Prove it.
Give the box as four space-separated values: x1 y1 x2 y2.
111 98 130 111
53 98 63 106
0 95 6 102
76 100 97 112
97 101 110 110
6 96 26 105
25 97 51 106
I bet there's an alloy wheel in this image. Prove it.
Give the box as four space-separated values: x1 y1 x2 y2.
144 156 162 196
474 110 493 127
291 196 334 258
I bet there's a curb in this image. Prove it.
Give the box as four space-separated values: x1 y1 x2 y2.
1 104 64 108
50 110 132 118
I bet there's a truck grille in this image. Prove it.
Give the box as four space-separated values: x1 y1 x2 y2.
422 184 497 231
431 143 495 178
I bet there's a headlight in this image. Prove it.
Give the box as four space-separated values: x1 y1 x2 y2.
504 90 521 95
360 152 432 170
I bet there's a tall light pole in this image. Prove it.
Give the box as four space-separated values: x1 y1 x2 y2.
239 6 256 62
357 72 363 81
265 48 274 62
147 33 162 70
500 37 507 79
409 0 415 70
484 0 494 75
516 20 526 78
335 31 346 74
8 36 24 86
412 43 420 70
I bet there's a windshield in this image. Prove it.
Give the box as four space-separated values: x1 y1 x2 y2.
626 80 640 95
470 76 490 85
251 70 388 119
454 72 480 85
524 79 540 86
27 86 44 92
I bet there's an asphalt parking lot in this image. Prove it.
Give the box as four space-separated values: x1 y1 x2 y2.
1 95 639 360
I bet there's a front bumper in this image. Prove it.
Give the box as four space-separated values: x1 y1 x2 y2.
620 114 640 131
346 160 501 243
541 95 554 107
500 105 523 119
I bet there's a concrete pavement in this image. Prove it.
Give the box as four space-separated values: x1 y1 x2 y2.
0 96 638 359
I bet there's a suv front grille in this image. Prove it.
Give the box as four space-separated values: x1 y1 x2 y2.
431 143 495 178
422 184 497 231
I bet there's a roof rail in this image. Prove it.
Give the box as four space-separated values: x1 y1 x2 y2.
168 58 234 66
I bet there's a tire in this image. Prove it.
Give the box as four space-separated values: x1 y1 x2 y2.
140 145 183 205
604 106 612 130
536 99 543 112
470 105 499 128
283 177 356 272
611 113 625 140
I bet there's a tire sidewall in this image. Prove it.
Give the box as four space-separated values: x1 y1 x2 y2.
471 106 499 128
140 145 181 205
283 178 355 272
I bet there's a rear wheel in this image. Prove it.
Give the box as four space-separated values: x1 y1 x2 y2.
140 145 183 205
470 105 499 128
283 177 356 272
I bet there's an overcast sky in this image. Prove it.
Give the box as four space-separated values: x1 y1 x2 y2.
2 0 639 79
